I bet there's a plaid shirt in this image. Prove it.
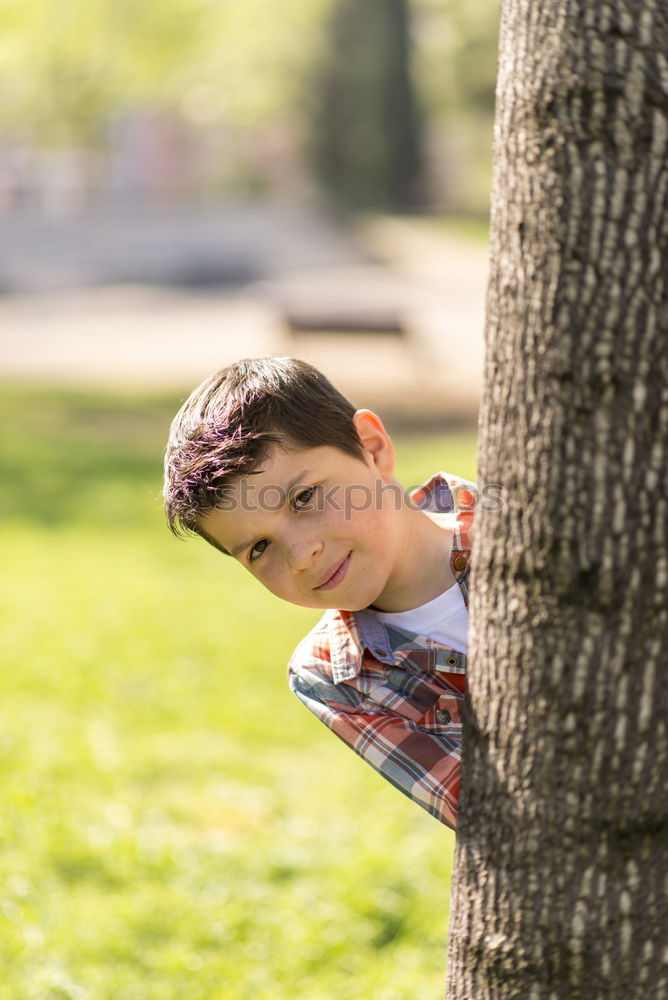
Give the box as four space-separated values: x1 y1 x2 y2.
288 471 477 830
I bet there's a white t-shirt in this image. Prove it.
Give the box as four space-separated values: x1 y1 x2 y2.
373 582 468 653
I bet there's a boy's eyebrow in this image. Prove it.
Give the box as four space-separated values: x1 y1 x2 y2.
230 468 312 558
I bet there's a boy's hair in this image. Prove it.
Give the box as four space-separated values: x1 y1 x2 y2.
163 357 366 539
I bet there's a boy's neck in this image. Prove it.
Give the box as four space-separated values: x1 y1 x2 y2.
369 508 456 613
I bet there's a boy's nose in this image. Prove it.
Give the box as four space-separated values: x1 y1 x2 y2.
285 536 323 573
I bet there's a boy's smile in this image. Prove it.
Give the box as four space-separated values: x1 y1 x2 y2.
314 551 352 591
198 410 456 612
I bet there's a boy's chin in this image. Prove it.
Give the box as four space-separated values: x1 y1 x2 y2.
323 602 368 612
324 596 380 613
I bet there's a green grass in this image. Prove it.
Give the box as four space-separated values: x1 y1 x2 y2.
0 383 477 1000
428 215 490 245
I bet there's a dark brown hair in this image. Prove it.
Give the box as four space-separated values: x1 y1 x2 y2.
163 357 365 539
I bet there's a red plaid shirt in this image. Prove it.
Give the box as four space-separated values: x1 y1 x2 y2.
288 472 477 829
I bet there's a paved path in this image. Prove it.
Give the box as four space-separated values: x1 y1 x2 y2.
0 205 488 423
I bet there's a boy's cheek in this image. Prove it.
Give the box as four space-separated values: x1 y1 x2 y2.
255 564 295 601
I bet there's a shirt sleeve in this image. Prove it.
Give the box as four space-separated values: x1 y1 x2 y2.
288 661 460 830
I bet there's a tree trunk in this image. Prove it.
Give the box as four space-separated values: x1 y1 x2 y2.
446 1 668 998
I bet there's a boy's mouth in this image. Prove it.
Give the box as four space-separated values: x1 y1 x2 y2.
314 552 352 591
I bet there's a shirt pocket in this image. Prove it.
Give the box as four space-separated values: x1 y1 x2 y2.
420 690 464 731
355 672 440 724
355 671 464 732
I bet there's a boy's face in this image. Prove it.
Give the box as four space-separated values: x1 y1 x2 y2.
198 411 407 611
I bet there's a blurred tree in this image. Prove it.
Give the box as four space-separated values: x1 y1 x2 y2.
446 0 668 997
307 0 425 210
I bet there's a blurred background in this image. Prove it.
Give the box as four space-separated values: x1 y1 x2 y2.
0 0 496 996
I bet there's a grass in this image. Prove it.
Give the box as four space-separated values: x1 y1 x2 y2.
0 383 477 1000
427 215 490 246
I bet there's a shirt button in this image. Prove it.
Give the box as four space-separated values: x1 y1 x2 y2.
436 709 452 725
453 553 468 572
447 656 458 667
374 648 387 659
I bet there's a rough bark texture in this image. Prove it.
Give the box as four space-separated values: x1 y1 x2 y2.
446 1 668 998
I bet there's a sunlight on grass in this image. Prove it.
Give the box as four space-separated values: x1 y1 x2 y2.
428 215 490 245
0 383 476 999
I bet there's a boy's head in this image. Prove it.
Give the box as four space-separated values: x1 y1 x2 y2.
163 357 414 611
164 357 367 538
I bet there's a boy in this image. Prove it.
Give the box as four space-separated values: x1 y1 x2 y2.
163 356 476 830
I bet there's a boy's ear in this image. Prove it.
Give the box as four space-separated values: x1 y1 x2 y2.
353 409 395 478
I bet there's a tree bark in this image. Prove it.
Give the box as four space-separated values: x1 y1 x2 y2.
446 1 668 998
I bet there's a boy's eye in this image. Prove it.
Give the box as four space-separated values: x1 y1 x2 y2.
292 485 317 510
249 539 269 562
